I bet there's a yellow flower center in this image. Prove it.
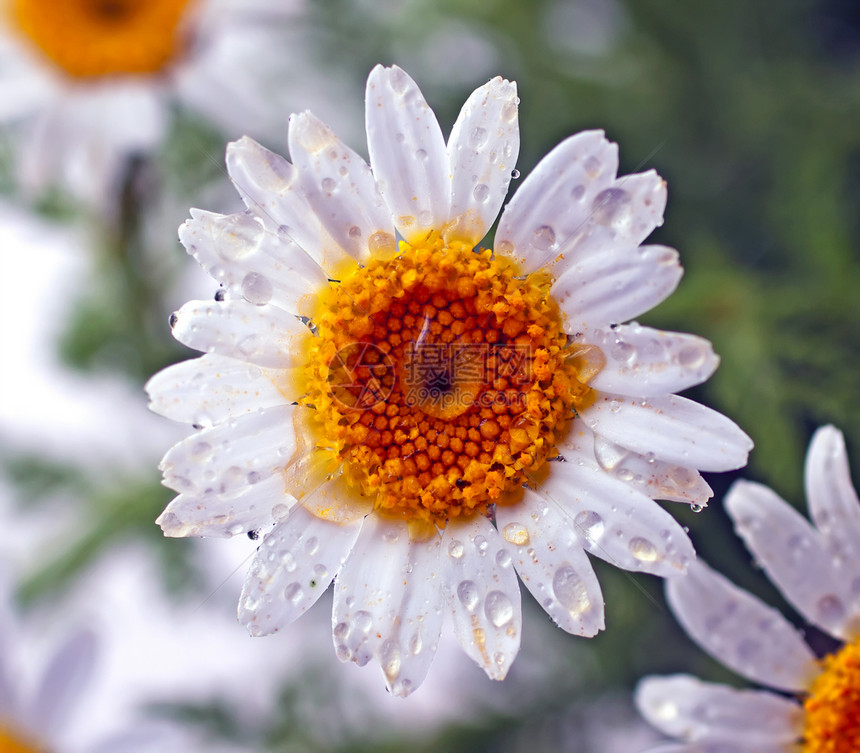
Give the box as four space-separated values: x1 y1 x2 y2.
297 235 599 526
803 637 860 752
0 724 44 753
11 0 194 78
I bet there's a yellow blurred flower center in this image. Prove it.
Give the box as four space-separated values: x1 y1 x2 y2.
803 637 860 752
299 235 600 526
0 724 44 753
11 0 194 78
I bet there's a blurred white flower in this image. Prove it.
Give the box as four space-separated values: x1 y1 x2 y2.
148 65 750 696
636 425 860 753
0 0 307 206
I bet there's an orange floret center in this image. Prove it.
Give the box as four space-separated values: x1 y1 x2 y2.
803 638 860 752
0 724 44 753
11 0 194 78
299 236 598 525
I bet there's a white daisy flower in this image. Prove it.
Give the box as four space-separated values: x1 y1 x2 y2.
0 0 301 205
147 65 752 696
635 425 860 753
0 607 96 753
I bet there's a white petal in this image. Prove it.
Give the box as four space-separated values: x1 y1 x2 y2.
446 76 519 244
288 111 392 261
563 423 713 506
179 209 327 315
225 135 352 272
582 323 718 397
239 504 362 635
538 455 695 576
27 629 97 736
552 245 683 330
725 480 858 640
495 488 604 636
666 560 818 692
157 404 298 506
805 425 860 571
365 64 451 240
635 745 786 753
495 130 618 274
332 516 445 697
441 515 522 680
635 674 804 744
581 393 753 472
157 474 294 539
145 353 295 427
170 298 310 369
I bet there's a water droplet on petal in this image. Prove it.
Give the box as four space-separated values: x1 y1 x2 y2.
284 582 303 604
409 633 423 655
495 549 512 568
553 565 590 615
321 177 336 194
574 510 605 541
532 225 556 250
677 344 708 369
353 610 372 632
469 126 488 149
628 537 659 562
484 590 514 627
571 184 586 201
473 183 490 203
817 594 845 624
447 539 465 559
304 536 320 556
272 503 290 521
457 580 479 612
502 522 530 546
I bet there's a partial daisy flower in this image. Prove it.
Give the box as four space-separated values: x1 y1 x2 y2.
147 65 752 696
0 608 96 753
0 0 302 205
636 425 860 752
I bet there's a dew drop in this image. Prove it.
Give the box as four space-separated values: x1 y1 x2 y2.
553 565 590 614
473 535 488 555
592 188 633 229
304 536 320 556
583 155 601 177
571 184 586 201
817 594 846 624
573 510 605 541
272 503 290 521
313 564 328 581
495 549 512 568
228 523 244 537
284 582 303 604
532 225 556 250
353 610 372 632
473 183 490 203
168 312 179 329
241 271 273 305
348 225 362 239
690 503 704 513
484 590 514 627
333 622 349 639
676 344 708 369
415 148 428 161
469 126 488 149
502 522 530 546
409 633 423 655
236 334 260 358
321 177 336 194
280 551 297 572
447 539 465 559
628 536 659 562
457 580 480 612
380 640 401 681
510 168 521 179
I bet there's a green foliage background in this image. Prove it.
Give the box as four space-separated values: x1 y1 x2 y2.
4 0 860 750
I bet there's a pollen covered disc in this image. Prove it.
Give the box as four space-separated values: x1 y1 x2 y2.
12 0 194 77
300 234 598 525
803 637 860 752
